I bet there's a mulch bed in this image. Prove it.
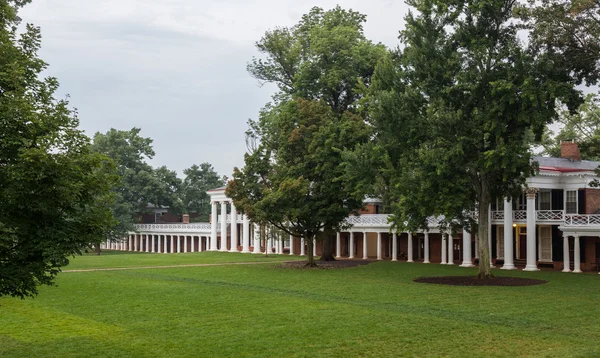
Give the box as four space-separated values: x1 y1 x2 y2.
278 259 374 270
413 276 548 287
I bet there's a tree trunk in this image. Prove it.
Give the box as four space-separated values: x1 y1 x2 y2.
320 232 336 261
477 179 494 279
305 234 316 267
95 244 101 255
262 225 268 257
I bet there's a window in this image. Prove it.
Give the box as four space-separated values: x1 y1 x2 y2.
566 190 577 214
514 194 527 211
539 191 551 210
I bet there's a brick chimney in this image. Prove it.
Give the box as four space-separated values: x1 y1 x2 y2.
182 214 190 224
560 140 582 161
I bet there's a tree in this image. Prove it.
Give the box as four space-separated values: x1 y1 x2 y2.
542 95 600 160
227 98 369 266
517 0 600 86
366 0 579 278
181 163 226 221
241 6 386 261
91 128 182 249
0 0 116 298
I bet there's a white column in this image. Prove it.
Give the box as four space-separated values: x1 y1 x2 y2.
392 233 398 261
524 189 539 271
336 232 341 258
177 235 181 253
407 233 414 262
313 239 317 257
198 236 203 252
362 232 368 260
210 201 218 251
289 235 295 255
573 235 582 273
242 215 251 253
252 224 262 254
502 198 516 270
562 235 571 272
134 235 138 251
129 236 133 251
220 201 228 252
424 232 430 263
377 232 382 260
441 233 447 264
300 237 305 256
349 232 355 259
163 236 167 254
447 234 454 265
184 235 188 253
230 203 238 252
145 235 150 253
460 231 474 267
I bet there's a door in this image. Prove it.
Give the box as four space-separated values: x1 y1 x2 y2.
518 226 527 259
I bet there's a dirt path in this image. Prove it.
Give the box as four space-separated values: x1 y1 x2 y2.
62 260 294 273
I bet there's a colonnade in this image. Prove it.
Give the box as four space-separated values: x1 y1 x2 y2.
102 234 211 253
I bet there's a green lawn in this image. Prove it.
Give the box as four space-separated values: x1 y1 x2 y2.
66 250 303 270
1 253 599 357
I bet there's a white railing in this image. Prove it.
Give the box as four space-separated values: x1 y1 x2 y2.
536 210 564 221
514 211 527 220
563 214 600 226
135 223 213 233
344 214 442 229
345 214 391 226
491 211 504 220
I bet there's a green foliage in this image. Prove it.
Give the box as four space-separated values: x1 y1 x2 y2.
0 0 116 298
543 95 600 160
517 0 600 86
233 6 386 264
181 163 226 221
91 128 184 239
363 0 581 277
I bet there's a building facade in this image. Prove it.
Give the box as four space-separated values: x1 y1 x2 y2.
105 142 600 273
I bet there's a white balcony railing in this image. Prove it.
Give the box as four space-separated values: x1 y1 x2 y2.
492 211 504 220
563 214 600 226
514 210 527 220
135 223 213 233
345 214 391 226
536 210 564 221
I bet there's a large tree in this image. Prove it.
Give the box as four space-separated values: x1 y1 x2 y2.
238 6 386 261
227 98 369 266
181 163 226 221
91 128 182 247
0 0 116 298
366 0 579 278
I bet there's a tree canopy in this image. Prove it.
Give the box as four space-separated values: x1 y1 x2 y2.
229 6 386 263
0 0 116 298
181 163 226 221
361 0 581 278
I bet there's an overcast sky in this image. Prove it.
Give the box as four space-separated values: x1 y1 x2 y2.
19 0 410 178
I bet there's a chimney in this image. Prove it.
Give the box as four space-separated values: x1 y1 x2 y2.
182 214 190 224
561 140 582 161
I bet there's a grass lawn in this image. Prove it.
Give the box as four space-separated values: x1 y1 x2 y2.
1 253 599 357
66 250 304 270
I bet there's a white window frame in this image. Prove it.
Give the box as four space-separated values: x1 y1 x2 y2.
566 190 578 214
538 190 552 211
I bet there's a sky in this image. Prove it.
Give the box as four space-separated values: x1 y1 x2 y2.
19 0 411 178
